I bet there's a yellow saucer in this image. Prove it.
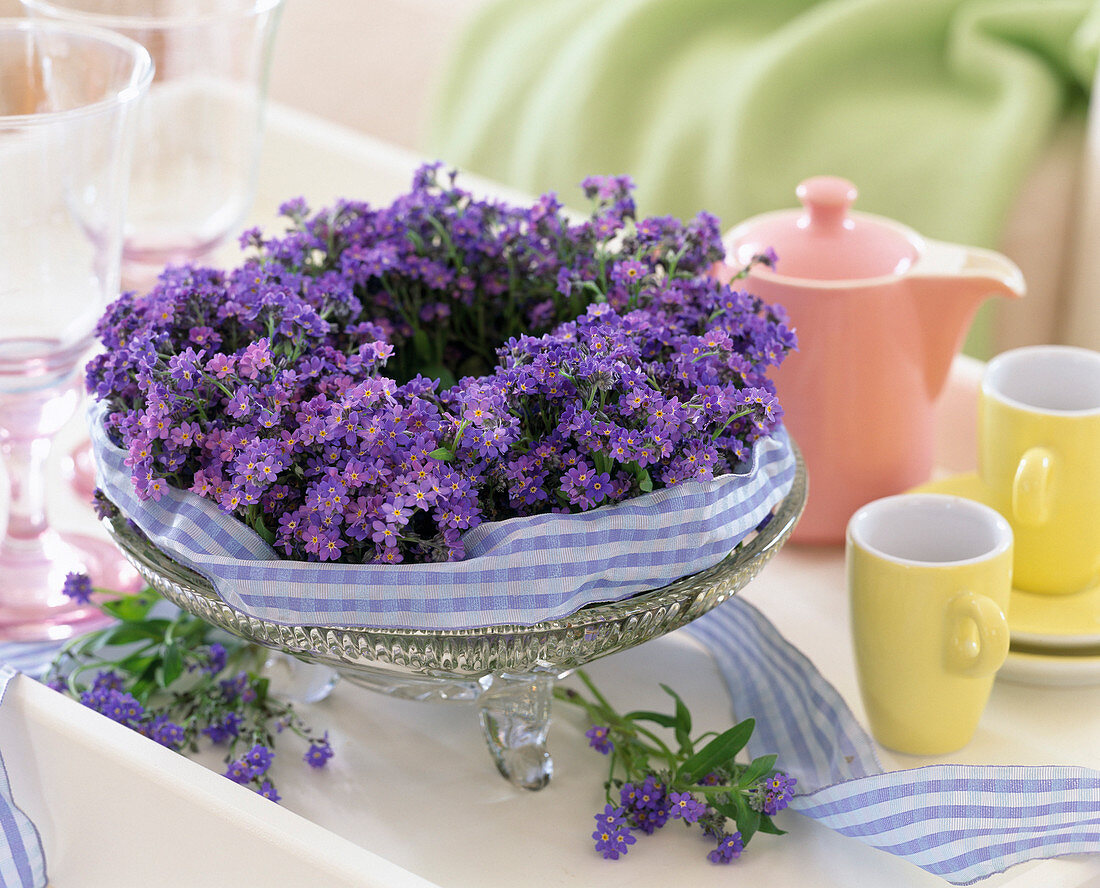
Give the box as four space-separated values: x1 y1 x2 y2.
911 472 1100 648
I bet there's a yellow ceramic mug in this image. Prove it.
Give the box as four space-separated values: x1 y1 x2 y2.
848 494 1012 755
979 346 1100 595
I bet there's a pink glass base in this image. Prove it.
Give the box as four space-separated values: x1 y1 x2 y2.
61 439 98 503
0 530 142 641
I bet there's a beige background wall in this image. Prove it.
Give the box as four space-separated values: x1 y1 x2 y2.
2 0 481 149
266 0 482 149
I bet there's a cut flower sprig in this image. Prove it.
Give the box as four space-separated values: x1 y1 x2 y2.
45 572 333 803
556 669 796 863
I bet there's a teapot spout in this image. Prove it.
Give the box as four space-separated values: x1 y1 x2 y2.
909 241 1025 398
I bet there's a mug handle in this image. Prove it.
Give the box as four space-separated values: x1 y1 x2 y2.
1012 446 1054 527
945 591 1010 677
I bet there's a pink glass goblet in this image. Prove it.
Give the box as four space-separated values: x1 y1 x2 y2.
60 438 97 503
0 19 153 641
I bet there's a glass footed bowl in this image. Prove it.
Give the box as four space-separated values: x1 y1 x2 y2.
103 445 805 790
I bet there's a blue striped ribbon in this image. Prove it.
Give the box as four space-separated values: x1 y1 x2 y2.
88 402 796 631
0 664 47 888
0 643 63 679
687 600 1100 885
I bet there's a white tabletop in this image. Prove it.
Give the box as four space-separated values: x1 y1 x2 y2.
3 103 1099 888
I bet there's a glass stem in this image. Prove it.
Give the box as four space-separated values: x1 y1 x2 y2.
1 432 50 542
0 374 80 551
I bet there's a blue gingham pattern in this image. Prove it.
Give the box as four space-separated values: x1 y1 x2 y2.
687 596 882 786
88 401 796 630
793 764 1100 885
689 599 1100 885
0 665 47 888
0 642 61 679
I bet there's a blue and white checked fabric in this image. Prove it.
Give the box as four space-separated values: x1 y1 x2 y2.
88 401 796 630
0 643 62 679
688 600 1100 885
0 665 47 888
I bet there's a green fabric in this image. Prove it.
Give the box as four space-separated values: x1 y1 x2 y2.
428 0 1099 356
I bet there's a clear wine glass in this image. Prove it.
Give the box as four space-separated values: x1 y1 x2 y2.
23 0 285 503
0 19 153 640
22 0 286 291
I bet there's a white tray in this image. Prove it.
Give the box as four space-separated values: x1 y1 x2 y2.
5 105 1099 888
0 673 433 888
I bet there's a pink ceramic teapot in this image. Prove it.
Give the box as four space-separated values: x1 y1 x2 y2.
722 176 1024 544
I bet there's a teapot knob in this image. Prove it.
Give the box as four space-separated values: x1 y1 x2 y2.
796 176 857 230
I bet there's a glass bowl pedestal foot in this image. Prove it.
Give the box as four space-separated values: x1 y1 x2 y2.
477 672 556 790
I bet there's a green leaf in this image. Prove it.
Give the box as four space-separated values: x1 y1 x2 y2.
251 517 276 545
717 790 762 844
123 656 161 705
157 642 184 687
756 815 787 836
99 620 172 647
738 753 778 789
130 676 157 704
623 709 678 730
176 618 214 647
660 684 693 754
736 800 762 844
428 447 454 462
116 652 157 677
711 799 741 822
637 469 653 493
678 718 754 784
100 592 157 622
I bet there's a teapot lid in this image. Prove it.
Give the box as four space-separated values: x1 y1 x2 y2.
726 176 919 280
